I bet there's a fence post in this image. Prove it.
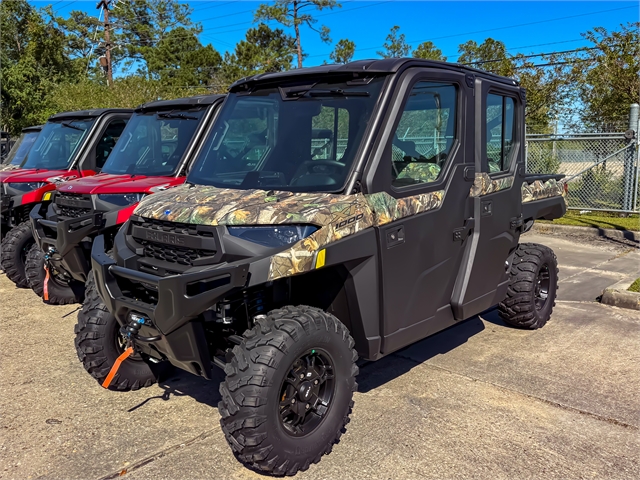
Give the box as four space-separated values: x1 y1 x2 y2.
623 104 639 211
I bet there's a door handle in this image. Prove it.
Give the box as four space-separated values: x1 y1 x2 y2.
386 225 405 248
453 218 475 242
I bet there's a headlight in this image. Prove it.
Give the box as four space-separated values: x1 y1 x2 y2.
227 225 318 248
7 182 47 192
97 193 146 207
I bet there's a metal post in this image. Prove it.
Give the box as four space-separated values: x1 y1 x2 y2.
623 104 639 211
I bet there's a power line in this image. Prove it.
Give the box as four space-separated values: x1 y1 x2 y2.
464 46 600 66
307 4 636 58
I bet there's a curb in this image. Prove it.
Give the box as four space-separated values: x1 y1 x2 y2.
600 277 640 311
531 223 640 242
601 289 640 311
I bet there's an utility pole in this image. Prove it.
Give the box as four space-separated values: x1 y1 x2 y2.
97 0 113 86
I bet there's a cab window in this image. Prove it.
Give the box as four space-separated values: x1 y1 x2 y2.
95 119 127 169
486 94 516 173
391 82 457 188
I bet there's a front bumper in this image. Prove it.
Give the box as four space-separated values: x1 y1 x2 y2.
30 205 104 282
91 234 250 378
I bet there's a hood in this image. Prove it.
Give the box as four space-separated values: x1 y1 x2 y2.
0 169 72 184
133 184 374 228
58 173 182 195
133 184 446 281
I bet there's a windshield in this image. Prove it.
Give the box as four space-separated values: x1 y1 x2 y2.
187 76 386 192
21 119 94 170
2 131 40 166
101 108 206 176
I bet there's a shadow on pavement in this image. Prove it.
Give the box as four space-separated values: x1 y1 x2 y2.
127 311 504 409
358 314 487 393
127 367 226 412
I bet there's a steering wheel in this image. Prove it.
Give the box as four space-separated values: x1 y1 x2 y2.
292 160 346 182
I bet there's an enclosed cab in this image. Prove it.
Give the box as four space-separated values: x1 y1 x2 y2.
86 59 566 475
0 126 42 173
28 95 225 305
1 108 132 287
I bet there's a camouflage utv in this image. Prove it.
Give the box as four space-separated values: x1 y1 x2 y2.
86 59 566 475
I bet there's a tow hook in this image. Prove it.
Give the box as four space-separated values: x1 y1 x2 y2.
120 312 162 343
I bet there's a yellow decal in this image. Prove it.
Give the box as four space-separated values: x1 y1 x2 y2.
315 249 326 269
43 192 52 201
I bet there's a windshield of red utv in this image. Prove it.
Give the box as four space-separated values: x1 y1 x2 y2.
187 76 386 192
101 109 206 176
21 119 94 170
2 130 40 166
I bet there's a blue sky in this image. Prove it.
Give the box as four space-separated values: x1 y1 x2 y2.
31 1 638 66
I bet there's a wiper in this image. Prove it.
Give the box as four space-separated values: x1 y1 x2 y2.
157 112 198 120
283 87 369 99
308 89 369 97
61 122 86 131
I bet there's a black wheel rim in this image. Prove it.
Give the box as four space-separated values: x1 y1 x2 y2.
535 264 551 310
278 349 335 437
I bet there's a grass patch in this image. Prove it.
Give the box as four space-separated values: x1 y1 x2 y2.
539 211 640 232
629 278 640 293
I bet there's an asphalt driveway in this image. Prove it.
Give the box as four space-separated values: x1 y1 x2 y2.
0 232 638 480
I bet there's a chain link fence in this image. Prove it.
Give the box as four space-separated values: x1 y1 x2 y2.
526 132 639 213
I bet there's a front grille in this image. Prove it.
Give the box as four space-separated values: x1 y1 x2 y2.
55 192 93 219
130 216 217 267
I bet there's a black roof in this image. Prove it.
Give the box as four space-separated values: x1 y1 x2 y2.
49 108 134 121
230 58 520 91
136 94 225 112
22 125 43 133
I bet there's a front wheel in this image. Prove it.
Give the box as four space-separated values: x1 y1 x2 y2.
498 243 558 329
219 306 359 476
25 245 84 305
74 272 165 391
0 222 35 288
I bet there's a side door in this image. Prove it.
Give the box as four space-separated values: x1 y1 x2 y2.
364 68 475 355
77 115 129 174
452 79 525 320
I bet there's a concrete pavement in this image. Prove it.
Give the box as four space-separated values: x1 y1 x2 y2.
0 233 638 479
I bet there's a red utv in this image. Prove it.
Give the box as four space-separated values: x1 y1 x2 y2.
1 108 132 287
28 95 225 304
0 125 43 174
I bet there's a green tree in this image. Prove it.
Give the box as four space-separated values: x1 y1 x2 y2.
457 38 570 134
568 23 639 131
0 0 72 133
109 0 200 76
457 38 515 76
146 27 222 87
220 24 296 87
377 25 411 58
412 41 446 61
330 38 355 64
255 1 340 69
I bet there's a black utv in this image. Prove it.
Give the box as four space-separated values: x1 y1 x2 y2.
86 59 566 476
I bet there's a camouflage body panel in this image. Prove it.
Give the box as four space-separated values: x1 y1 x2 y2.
269 190 446 280
365 190 444 226
522 178 566 203
134 184 446 281
469 172 515 197
396 163 441 184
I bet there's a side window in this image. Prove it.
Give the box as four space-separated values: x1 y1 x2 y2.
486 94 516 173
95 119 127 169
311 106 349 161
391 82 457 188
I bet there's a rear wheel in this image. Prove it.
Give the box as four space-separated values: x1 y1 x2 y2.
1 222 35 288
25 245 84 305
498 243 558 329
219 306 358 476
74 272 165 391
